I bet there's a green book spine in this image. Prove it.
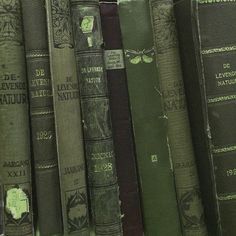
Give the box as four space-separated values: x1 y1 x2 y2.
45 0 90 235
70 1 123 235
21 0 63 235
118 0 182 235
0 0 33 235
149 1 208 235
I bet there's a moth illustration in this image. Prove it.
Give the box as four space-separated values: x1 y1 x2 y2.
124 47 155 64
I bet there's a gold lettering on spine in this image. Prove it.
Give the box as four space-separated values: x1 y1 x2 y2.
81 66 103 74
35 68 45 77
36 130 53 140
214 63 236 88
31 89 52 98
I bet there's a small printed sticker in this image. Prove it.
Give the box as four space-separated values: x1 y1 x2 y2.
104 50 125 70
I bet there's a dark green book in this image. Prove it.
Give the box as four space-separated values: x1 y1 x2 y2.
149 0 207 235
45 0 90 235
118 0 182 235
21 0 63 235
70 1 123 235
174 0 236 235
0 0 33 235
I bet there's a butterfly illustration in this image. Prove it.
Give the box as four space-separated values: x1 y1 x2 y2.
124 47 155 64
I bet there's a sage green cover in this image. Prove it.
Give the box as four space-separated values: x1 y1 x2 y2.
149 1 208 235
45 0 89 235
0 0 33 235
118 0 182 235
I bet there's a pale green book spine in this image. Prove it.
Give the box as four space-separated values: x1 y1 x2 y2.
149 0 208 235
0 1 33 235
45 0 90 235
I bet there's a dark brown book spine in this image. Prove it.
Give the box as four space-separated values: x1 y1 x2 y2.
174 0 236 235
99 2 144 236
21 1 63 235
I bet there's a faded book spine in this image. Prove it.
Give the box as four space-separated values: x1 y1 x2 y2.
0 0 33 235
118 0 182 235
99 2 144 236
0 183 3 235
70 1 123 235
45 0 90 235
149 0 207 235
21 0 63 235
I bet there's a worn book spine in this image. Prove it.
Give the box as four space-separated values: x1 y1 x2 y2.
70 1 123 235
149 0 207 235
0 183 3 235
45 0 90 235
0 0 33 235
99 2 144 236
118 0 182 235
174 0 236 235
21 0 63 235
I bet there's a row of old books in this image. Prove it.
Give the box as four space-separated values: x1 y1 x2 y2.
0 0 235 235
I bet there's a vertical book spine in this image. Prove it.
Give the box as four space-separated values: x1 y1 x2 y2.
99 2 144 236
196 1 236 235
173 0 219 235
0 0 33 235
118 0 182 235
174 0 236 235
45 0 90 235
0 183 3 235
21 0 63 235
70 1 123 235
149 0 207 235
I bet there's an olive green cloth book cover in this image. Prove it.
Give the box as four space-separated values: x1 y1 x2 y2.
45 0 90 235
21 0 63 235
149 0 208 235
118 0 182 235
70 1 123 235
0 0 33 235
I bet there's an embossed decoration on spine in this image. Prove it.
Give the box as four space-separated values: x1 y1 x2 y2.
149 0 207 235
51 0 73 48
0 0 33 235
0 0 22 44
